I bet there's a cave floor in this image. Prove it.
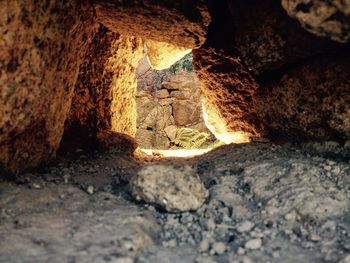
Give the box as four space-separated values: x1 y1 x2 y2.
1 142 350 263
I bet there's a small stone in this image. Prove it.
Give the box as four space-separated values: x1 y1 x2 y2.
242 256 253 263
87 185 94 195
129 165 208 212
245 238 262 250
237 247 245 255
198 238 210 253
163 239 177 248
237 221 254 233
212 242 226 255
32 183 42 189
156 89 170 98
307 233 321 242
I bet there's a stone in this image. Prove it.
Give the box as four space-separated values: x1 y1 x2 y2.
146 40 191 70
172 101 201 126
198 238 210 253
212 242 226 255
129 165 208 212
94 0 211 49
226 0 344 75
282 0 350 43
164 125 178 141
155 89 170 99
67 26 144 138
135 129 154 149
244 238 262 250
0 0 98 174
255 51 350 141
237 221 255 233
193 47 266 142
87 185 94 195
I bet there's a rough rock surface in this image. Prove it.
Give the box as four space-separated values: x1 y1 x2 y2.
1 142 349 262
67 26 144 139
129 165 208 212
193 47 266 141
94 0 210 49
146 40 191 70
136 57 209 149
255 51 350 141
0 1 98 174
227 0 345 75
282 0 350 43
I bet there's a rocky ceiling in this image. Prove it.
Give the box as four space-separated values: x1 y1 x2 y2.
0 0 349 174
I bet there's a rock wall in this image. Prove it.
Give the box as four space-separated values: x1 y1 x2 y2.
0 1 98 173
193 0 350 142
94 0 210 49
67 26 143 140
135 56 208 149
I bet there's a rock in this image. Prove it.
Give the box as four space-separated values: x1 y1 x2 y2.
94 0 211 49
146 40 191 70
193 47 266 142
307 233 321 242
135 129 154 149
67 26 144 139
129 165 208 212
226 0 344 75
255 51 350 141
198 238 210 253
164 125 178 141
156 89 170 99
212 242 226 255
87 185 94 195
245 238 262 250
282 0 350 43
172 101 201 126
237 221 255 233
0 0 98 174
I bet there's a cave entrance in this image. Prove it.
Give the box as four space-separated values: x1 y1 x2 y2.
134 48 221 157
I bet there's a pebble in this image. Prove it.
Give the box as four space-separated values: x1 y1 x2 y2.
237 247 245 255
198 238 210 253
245 238 262 250
212 242 226 255
307 233 321 242
87 185 94 195
237 221 254 233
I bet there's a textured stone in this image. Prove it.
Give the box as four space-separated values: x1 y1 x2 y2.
172 101 201 126
129 165 208 212
155 89 170 99
193 47 266 142
227 0 345 74
67 26 144 138
282 0 350 43
0 1 98 173
94 0 210 49
146 40 191 70
255 51 350 141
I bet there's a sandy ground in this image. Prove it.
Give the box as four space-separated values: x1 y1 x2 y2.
1 142 350 263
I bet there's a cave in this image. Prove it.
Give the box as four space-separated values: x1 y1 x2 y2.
1 0 350 262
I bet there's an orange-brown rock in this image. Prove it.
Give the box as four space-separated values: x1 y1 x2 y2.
94 0 210 49
255 51 350 141
0 1 98 174
67 26 144 139
146 40 191 70
193 47 266 142
227 0 346 74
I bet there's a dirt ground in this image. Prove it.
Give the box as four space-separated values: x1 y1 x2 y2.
1 141 350 263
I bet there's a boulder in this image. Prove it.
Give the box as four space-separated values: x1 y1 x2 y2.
0 0 98 173
193 47 266 142
94 0 210 49
255 51 350 141
227 0 345 74
67 26 144 138
146 40 191 70
282 0 350 43
129 165 208 212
